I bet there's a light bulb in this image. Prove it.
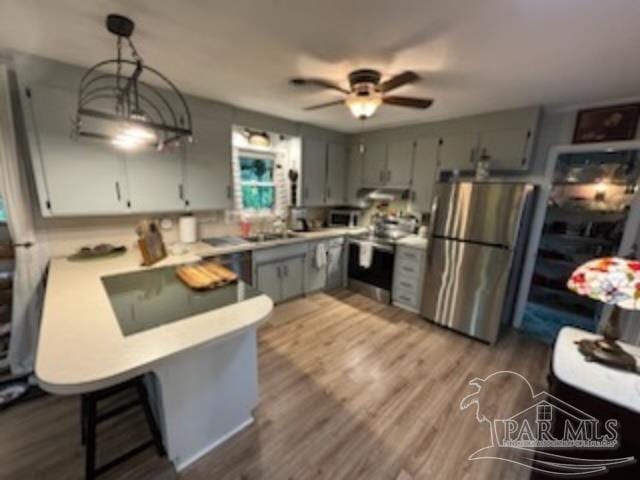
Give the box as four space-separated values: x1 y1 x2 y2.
112 133 144 150
122 124 157 142
111 120 158 150
346 91 382 119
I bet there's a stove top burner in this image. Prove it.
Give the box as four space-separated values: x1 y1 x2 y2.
350 232 404 247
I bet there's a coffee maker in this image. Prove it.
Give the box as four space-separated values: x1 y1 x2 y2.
289 207 310 232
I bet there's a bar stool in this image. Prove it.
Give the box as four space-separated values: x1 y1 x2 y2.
81 375 165 480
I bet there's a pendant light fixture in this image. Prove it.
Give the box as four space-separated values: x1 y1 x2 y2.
73 14 193 151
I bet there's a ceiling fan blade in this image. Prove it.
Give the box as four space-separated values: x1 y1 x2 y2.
383 96 433 109
379 71 420 93
304 99 345 111
290 78 350 94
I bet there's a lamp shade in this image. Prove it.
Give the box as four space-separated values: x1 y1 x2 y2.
567 257 640 310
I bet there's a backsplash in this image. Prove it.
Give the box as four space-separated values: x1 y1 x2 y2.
34 212 239 258
34 207 339 258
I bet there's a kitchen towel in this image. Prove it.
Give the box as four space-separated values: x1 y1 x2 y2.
359 242 373 269
315 243 327 269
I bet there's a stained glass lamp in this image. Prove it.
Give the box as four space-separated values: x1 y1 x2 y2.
567 257 639 371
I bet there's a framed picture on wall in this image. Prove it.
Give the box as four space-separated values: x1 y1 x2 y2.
573 104 640 144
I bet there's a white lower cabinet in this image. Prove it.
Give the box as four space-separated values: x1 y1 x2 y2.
392 246 427 312
305 241 328 294
256 257 305 304
280 256 305 300
254 244 307 304
256 262 283 304
326 237 346 290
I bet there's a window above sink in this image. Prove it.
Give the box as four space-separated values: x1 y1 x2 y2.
239 152 276 211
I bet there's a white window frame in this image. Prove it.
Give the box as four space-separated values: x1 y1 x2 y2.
235 148 277 212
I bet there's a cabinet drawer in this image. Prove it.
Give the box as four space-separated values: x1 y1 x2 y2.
396 259 422 279
397 247 424 263
395 277 419 292
393 287 419 308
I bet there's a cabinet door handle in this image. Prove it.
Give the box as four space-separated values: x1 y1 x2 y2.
284 264 289 277
469 147 475 163
276 265 281 278
115 181 121 201
226 185 232 199
178 184 184 200
327 187 331 199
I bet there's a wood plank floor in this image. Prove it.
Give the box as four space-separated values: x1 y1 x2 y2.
0 289 550 480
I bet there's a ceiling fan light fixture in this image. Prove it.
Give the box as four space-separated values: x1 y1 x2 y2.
346 91 382 119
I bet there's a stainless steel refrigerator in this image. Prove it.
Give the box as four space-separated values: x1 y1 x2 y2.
421 182 533 343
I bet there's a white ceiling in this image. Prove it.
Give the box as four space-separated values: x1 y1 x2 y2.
1 0 639 133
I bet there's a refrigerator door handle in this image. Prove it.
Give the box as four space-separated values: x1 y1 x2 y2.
427 195 439 267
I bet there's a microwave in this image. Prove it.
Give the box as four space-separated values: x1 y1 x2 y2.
329 209 361 228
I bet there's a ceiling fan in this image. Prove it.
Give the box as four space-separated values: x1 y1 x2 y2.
290 69 433 120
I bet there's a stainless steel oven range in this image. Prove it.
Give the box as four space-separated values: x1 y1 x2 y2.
347 235 396 303
347 215 417 303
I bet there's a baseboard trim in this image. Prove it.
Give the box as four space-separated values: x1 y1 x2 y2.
174 416 255 472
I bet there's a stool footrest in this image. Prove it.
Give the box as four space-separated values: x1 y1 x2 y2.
94 440 154 477
96 399 139 423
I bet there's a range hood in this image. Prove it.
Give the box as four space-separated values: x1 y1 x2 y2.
356 187 412 201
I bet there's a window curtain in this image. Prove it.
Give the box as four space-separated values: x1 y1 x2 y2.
0 65 49 375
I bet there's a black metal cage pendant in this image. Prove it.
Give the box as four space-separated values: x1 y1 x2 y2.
73 14 193 151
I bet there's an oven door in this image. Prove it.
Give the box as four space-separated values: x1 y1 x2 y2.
347 241 394 302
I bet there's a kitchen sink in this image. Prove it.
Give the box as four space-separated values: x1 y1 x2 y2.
243 232 299 243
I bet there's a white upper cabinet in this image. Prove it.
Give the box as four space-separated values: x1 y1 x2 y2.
183 113 232 210
386 140 414 187
362 142 387 187
437 132 478 171
346 145 363 205
301 138 327 206
125 148 184 213
25 86 128 216
477 127 533 171
411 138 439 212
326 143 347 205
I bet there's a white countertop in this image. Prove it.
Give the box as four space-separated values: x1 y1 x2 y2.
190 227 366 258
396 235 429 250
36 227 363 395
553 327 640 414
35 249 273 395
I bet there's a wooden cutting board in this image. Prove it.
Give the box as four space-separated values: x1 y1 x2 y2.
176 261 238 290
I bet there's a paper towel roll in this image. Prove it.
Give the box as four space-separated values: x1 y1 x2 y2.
179 215 197 244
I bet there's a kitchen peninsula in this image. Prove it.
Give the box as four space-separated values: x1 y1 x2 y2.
35 248 273 471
